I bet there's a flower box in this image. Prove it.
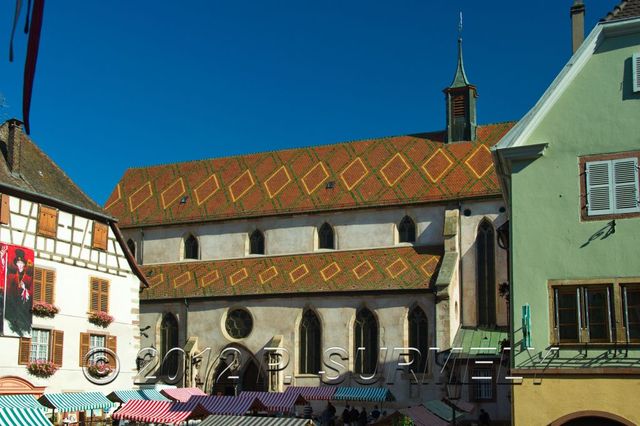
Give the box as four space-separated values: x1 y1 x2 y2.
88 311 114 328
87 362 114 378
31 301 59 318
27 360 58 378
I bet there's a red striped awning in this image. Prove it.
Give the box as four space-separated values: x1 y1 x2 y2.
160 387 207 402
111 400 208 423
284 386 336 401
189 395 266 416
239 391 307 414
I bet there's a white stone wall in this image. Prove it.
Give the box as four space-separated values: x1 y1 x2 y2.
0 195 140 392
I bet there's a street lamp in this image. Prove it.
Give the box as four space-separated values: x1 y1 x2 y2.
446 376 461 426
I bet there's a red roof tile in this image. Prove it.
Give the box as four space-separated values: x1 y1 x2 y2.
140 246 441 300
107 123 515 227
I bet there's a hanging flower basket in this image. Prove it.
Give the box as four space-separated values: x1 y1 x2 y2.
27 360 58 378
88 311 114 328
31 301 59 318
87 362 114 378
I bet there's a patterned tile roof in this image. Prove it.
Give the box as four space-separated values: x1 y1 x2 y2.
106 122 515 228
140 246 441 300
603 0 640 21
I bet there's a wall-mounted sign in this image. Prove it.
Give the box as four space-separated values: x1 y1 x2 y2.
1 243 34 337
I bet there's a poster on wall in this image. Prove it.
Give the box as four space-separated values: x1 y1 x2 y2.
1 243 34 337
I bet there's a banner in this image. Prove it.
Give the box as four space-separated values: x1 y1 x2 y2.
1 243 34 337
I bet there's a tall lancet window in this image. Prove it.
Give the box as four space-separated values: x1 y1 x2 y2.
477 220 496 326
160 313 179 376
184 234 199 260
408 306 429 373
318 223 335 249
299 309 321 374
398 216 416 243
249 230 265 255
354 308 378 374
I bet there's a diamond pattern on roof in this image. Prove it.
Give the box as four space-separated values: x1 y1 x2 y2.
229 170 255 202
259 266 278 284
380 153 411 187
264 166 292 199
194 174 220 206
465 145 493 178
140 246 441 299
173 271 192 288
320 262 341 281
301 162 330 195
129 182 154 212
104 184 121 210
340 157 369 191
422 149 454 183
161 178 186 209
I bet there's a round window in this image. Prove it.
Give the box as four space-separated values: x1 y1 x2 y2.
225 309 253 339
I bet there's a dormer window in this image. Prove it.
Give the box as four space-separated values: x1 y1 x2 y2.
398 216 416 243
249 230 265 255
318 223 334 250
184 234 199 260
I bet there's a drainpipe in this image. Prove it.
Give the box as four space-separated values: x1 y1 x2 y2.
457 202 464 327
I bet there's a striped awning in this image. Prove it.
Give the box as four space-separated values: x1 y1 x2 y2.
0 394 47 410
284 386 336 401
38 391 116 412
333 387 394 402
239 391 307 414
424 400 465 422
400 405 449 426
106 389 169 403
0 408 51 426
201 415 314 426
111 400 209 423
160 387 207 402
189 395 267 416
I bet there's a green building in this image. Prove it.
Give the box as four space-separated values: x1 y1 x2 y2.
493 1 640 424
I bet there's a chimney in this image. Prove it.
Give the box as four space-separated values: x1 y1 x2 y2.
571 1 585 54
7 119 23 176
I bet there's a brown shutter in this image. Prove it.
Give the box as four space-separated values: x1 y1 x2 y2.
106 335 117 366
90 279 100 312
34 268 43 303
79 332 90 366
51 330 64 366
92 222 108 251
0 194 10 224
100 280 109 313
44 269 55 304
37 206 58 237
18 337 31 365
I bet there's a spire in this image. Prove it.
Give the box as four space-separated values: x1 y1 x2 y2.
450 12 471 89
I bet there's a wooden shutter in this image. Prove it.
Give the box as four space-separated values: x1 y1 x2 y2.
633 52 640 93
612 158 639 214
51 330 64 366
37 206 58 237
34 268 55 304
106 335 117 366
92 222 108 251
586 161 613 216
90 277 109 312
79 332 90 366
0 194 9 224
18 337 31 365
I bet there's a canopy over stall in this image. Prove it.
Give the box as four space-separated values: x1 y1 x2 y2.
239 391 307 414
283 386 336 401
201 414 315 426
0 407 51 426
38 391 116 413
112 400 209 424
332 387 395 402
424 400 465 423
189 395 267 416
160 387 207 402
106 389 169 404
400 405 450 426
0 394 47 410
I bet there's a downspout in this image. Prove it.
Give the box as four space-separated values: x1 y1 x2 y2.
457 201 464 327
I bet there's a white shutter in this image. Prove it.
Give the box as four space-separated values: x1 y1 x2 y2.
612 158 639 213
586 160 613 216
633 53 640 93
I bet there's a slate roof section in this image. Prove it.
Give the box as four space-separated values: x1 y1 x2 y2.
107 122 515 228
0 120 109 219
140 246 441 300
603 0 640 21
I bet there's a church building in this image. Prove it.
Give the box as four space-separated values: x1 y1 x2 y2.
106 37 512 421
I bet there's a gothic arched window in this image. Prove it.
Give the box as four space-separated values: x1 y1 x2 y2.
409 306 429 373
184 234 199 260
398 216 416 243
318 223 334 249
249 230 265 255
160 313 179 376
299 309 321 374
477 220 496 326
354 308 378 374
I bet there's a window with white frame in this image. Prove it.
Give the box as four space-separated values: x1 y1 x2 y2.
90 334 106 363
30 329 50 362
585 157 639 216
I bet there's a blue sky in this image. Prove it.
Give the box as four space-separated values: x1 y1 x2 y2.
1 1 613 205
